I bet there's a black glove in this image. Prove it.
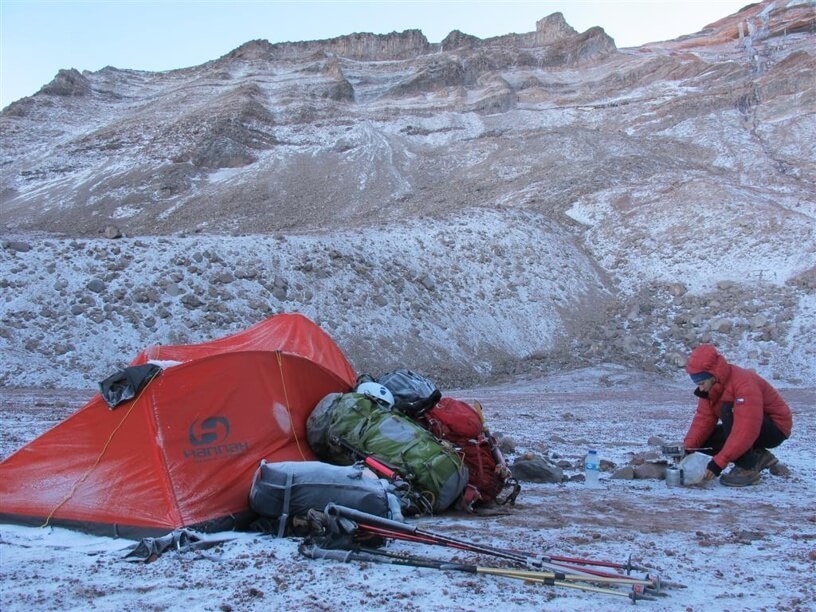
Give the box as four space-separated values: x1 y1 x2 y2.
706 459 723 476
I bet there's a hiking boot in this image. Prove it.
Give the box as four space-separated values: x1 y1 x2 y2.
769 462 791 477
720 466 761 487
754 449 779 472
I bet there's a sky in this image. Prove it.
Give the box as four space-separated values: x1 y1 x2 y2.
0 0 753 109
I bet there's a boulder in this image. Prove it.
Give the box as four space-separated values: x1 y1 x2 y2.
511 457 563 483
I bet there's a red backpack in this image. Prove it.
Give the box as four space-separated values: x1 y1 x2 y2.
420 397 519 510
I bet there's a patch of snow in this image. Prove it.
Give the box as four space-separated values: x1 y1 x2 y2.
207 167 245 184
111 206 141 220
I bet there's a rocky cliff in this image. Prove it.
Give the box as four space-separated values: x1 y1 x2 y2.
1 0 814 389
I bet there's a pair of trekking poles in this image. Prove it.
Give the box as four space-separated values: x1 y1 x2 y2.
300 503 686 603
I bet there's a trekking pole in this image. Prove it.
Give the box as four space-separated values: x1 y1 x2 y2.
299 543 657 603
546 552 647 573
372 547 655 588
355 521 654 585
325 504 654 584
327 504 546 567
541 559 685 592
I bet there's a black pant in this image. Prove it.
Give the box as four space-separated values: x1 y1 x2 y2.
701 403 788 469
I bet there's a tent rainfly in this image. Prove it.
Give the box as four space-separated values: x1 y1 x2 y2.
0 313 357 538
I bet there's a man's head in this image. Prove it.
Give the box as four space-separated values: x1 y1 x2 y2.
685 345 724 397
689 371 716 393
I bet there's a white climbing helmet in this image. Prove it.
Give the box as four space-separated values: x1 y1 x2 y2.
356 382 395 408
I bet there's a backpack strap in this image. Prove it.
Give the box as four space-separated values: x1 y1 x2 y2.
276 469 295 538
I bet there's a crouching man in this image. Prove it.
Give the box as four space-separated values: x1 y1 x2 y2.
684 344 792 487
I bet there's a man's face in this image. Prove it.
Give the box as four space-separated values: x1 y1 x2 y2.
696 377 716 393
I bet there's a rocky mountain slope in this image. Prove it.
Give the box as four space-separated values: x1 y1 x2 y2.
1 1 815 389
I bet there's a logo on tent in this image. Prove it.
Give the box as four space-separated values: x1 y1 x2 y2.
189 416 231 445
185 416 248 461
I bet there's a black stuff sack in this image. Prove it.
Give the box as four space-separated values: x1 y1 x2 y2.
99 363 162 408
377 369 441 417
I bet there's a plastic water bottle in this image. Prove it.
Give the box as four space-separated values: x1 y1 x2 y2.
585 449 600 488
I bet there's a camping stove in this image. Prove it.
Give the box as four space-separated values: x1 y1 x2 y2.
661 444 685 487
661 444 712 488
661 444 712 463
661 444 685 463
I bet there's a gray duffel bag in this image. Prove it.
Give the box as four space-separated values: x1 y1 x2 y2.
249 460 404 537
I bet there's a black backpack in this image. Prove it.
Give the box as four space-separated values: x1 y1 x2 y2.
377 369 441 417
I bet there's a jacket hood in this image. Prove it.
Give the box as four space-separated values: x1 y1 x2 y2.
685 344 730 382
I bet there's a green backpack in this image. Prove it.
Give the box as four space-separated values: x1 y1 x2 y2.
307 392 468 514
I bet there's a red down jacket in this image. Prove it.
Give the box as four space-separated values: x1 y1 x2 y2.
684 345 792 470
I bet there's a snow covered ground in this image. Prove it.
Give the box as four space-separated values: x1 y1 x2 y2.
2 366 814 611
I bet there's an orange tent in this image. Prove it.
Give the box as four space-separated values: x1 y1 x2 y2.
0 313 357 537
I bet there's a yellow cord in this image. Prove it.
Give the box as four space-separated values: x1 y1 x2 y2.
276 351 308 460
42 372 158 528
